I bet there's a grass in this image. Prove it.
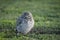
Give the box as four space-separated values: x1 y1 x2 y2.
0 0 60 40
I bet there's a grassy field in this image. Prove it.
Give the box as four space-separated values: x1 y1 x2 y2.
0 0 60 40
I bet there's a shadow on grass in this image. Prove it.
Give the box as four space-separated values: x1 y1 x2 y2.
0 22 60 38
30 27 60 34
0 27 60 38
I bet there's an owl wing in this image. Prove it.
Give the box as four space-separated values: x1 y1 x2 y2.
16 17 23 26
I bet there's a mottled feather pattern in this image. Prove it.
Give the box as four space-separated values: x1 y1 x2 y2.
16 11 34 35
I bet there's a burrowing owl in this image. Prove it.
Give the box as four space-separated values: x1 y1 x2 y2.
16 11 34 35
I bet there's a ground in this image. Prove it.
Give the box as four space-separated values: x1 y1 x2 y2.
0 0 60 40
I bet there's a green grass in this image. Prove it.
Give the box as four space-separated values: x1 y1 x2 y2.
0 0 60 40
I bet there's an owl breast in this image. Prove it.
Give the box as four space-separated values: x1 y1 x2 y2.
17 18 34 34
21 19 34 34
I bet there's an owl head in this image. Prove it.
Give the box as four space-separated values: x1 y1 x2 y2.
21 11 33 20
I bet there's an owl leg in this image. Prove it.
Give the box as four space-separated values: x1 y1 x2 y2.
16 29 20 38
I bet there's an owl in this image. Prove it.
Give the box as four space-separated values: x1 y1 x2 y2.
16 11 34 35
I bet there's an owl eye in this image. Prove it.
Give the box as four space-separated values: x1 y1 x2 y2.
19 21 21 24
24 12 29 16
24 17 27 19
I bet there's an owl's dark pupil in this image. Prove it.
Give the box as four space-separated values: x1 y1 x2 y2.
24 17 27 19
19 21 21 24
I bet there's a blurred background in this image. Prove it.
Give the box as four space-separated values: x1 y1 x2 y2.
0 0 60 40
